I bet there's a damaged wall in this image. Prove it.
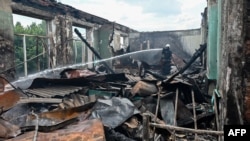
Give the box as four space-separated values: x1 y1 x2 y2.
207 0 218 80
243 0 250 124
219 0 244 125
204 0 245 128
0 0 15 81
49 15 74 66
1 0 203 79
1 0 205 80
94 24 113 63
7 0 135 74
129 29 202 61
94 24 130 67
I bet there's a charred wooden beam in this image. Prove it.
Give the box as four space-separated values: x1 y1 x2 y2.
12 0 136 32
71 17 95 28
11 2 54 20
11 1 117 28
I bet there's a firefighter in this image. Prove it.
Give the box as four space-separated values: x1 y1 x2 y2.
161 44 172 75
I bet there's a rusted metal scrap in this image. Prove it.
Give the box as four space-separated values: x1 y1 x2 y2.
0 76 21 113
0 90 21 113
0 118 21 139
23 101 96 129
2 48 217 141
7 119 105 141
1 99 95 135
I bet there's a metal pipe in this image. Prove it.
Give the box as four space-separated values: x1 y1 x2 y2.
23 35 27 77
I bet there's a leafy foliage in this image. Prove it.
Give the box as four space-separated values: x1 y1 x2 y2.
14 21 48 77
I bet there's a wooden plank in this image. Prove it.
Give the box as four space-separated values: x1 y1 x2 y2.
18 97 62 104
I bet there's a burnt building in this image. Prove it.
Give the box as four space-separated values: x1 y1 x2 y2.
0 0 202 80
203 0 250 137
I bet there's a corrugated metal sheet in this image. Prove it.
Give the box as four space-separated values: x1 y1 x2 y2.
26 86 84 98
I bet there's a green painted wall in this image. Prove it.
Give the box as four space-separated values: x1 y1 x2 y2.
217 0 222 81
207 0 218 80
94 25 112 67
98 27 112 59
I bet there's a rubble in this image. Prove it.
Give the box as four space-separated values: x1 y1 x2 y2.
0 43 223 141
8 119 105 141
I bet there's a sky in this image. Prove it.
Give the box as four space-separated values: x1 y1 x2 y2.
13 0 207 32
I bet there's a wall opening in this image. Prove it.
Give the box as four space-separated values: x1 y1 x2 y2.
72 26 87 64
120 36 124 49
13 14 48 78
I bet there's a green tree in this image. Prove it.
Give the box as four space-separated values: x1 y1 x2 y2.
14 21 48 77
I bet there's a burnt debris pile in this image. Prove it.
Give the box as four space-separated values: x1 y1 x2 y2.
0 44 223 141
